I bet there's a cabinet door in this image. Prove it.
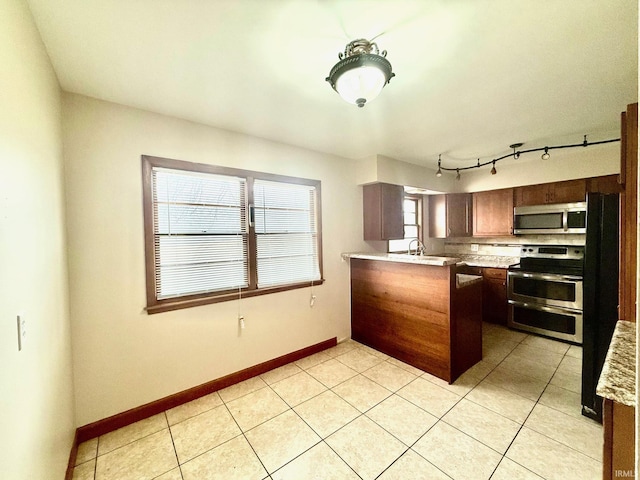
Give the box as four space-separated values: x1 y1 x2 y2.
482 268 508 325
363 183 404 240
551 179 586 203
514 184 548 206
472 188 514 236
446 193 472 237
603 399 636 480
587 175 623 194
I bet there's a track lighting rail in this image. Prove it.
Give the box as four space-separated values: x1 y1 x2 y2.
436 136 620 176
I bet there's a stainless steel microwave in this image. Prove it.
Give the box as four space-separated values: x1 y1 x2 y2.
513 202 587 235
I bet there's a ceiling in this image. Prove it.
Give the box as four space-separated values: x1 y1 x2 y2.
26 0 638 170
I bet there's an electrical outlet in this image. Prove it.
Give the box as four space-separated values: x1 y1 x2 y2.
470 244 479 252
17 314 26 351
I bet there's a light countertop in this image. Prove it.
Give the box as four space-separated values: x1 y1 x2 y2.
342 252 461 266
342 252 520 269
596 320 636 407
456 274 483 288
454 254 520 269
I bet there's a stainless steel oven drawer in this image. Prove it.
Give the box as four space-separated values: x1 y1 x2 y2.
507 271 583 311
508 301 583 344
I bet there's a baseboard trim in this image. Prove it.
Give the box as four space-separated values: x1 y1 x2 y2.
65 337 336 475
64 430 79 480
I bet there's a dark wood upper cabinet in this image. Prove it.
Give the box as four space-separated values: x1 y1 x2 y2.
552 178 587 203
429 193 472 238
472 188 514 236
514 179 586 206
363 182 404 241
587 174 623 194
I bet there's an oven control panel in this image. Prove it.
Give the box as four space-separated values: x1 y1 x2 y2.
520 245 584 260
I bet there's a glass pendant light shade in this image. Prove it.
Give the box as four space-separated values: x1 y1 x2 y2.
326 40 394 108
335 65 386 107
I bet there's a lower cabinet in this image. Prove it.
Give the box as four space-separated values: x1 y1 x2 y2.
482 268 508 326
350 258 482 383
603 399 635 480
458 266 508 325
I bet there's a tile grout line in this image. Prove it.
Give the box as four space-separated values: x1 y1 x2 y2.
93 436 99 480
261 379 364 479
163 411 185 480
476 330 534 479
484 333 600 478
268 352 409 480
222 398 271 478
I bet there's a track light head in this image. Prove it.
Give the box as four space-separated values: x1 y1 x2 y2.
490 161 497 175
436 155 442 177
541 147 550 160
455 169 461 181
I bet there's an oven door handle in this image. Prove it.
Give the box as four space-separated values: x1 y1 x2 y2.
508 300 582 315
507 271 583 282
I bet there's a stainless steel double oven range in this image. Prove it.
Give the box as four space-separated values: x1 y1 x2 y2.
507 245 584 344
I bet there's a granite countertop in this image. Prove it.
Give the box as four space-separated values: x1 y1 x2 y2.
596 320 636 407
342 252 460 266
454 254 520 269
456 273 483 288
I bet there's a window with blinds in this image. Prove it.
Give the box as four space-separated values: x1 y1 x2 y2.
153 168 248 299
388 195 422 253
142 155 323 313
254 179 320 288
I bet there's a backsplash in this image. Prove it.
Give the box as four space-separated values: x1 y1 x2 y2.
444 234 585 257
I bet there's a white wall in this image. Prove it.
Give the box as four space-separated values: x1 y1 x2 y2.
62 93 367 425
0 0 75 478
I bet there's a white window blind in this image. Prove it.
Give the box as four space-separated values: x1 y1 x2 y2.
152 167 248 299
254 179 320 288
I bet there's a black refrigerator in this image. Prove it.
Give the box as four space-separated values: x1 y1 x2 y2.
581 192 620 422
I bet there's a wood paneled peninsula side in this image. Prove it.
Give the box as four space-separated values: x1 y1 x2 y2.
345 253 483 383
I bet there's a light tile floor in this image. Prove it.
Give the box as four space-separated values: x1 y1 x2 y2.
72 323 602 480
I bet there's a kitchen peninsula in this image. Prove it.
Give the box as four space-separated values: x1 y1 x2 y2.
345 253 483 383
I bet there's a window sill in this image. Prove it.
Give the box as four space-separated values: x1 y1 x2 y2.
145 279 326 314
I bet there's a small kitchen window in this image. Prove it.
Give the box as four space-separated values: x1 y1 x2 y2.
388 195 422 252
142 155 323 313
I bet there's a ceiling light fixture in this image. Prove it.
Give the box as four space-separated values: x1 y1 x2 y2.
455 169 461 181
326 39 395 108
434 136 620 177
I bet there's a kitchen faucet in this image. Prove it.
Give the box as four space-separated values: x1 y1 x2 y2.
407 238 426 256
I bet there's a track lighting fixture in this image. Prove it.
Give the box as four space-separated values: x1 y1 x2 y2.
433 136 619 177
541 147 550 160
